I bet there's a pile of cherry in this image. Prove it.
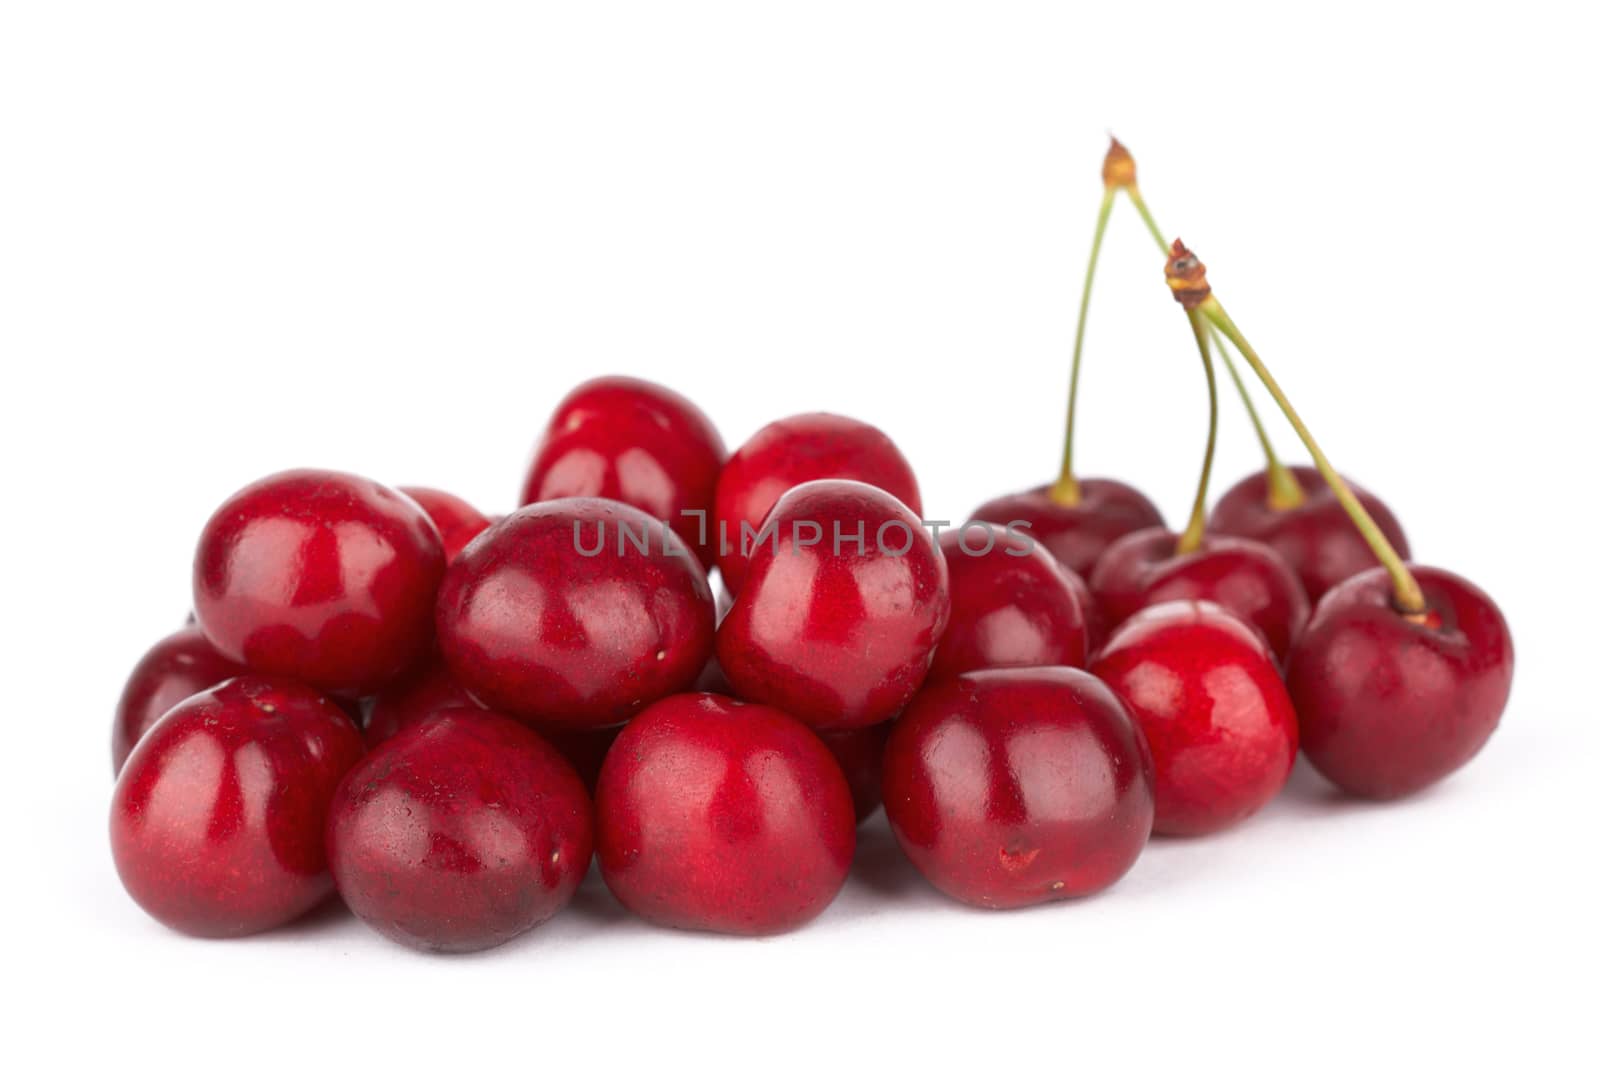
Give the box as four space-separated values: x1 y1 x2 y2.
109 142 1513 953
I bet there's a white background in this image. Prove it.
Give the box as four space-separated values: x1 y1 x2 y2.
3 2 1595 1063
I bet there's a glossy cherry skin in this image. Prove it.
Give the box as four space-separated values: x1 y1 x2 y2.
1089 528 1310 665
717 480 950 730
1092 601 1298 836
969 478 1164 579
930 528 1089 680
1210 466 1411 602
520 376 726 570
112 626 240 774
596 692 855 935
1288 565 1512 800
882 666 1154 908
110 676 365 937
193 469 446 695
437 498 715 730
818 722 892 823
714 413 922 593
327 706 593 953
399 486 492 563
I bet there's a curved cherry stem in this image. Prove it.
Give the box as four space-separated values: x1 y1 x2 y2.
1124 183 1304 510
1197 295 1426 615
1053 186 1117 507
1176 306 1217 554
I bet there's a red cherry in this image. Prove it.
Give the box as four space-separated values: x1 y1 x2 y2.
520 377 726 570
436 498 715 730
327 706 593 953
192 469 446 695
1091 601 1298 836
595 692 855 935
716 480 949 730
1288 565 1512 799
930 527 1089 679
817 722 892 824
362 663 480 745
714 413 921 593
112 626 240 774
110 676 364 937
1210 466 1411 602
882 666 1153 907
542 725 621 796
969 478 1164 578
1089 527 1309 665
398 486 492 563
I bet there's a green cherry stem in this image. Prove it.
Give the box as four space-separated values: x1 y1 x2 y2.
1175 305 1217 555
1123 178 1304 510
1164 240 1427 615
1052 184 1116 507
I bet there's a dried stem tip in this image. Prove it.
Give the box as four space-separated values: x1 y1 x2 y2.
1102 137 1137 189
1165 239 1211 308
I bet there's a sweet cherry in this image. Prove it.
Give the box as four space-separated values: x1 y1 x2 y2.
818 722 892 824
399 486 492 563
436 498 715 730
595 692 855 935
328 706 593 952
717 479 949 730
112 626 240 774
110 676 364 936
192 469 446 695
714 413 921 592
882 666 1154 907
520 376 726 570
930 527 1089 679
1289 566 1513 799
1092 601 1298 835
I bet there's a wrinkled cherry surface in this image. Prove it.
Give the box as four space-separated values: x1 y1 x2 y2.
1288 565 1512 800
930 527 1089 679
437 498 715 730
596 692 855 935
193 469 446 694
328 706 593 952
1089 527 1309 665
1210 466 1411 602
883 666 1154 908
717 480 949 730
112 626 240 774
1092 601 1297 836
520 377 726 570
399 486 492 563
969 478 1164 579
714 413 922 592
818 722 892 823
110 676 364 937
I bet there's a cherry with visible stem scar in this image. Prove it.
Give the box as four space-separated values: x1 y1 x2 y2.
1113 138 1410 600
1163 240 1513 799
970 142 1163 577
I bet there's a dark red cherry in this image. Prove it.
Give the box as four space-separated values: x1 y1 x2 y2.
882 666 1153 908
1092 601 1297 836
520 376 726 570
110 676 364 937
112 626 240 774
717 480 949 730
362 663 480 745
817 722 892 824
595 692 855 935
969 478 1164 579
328 706 593 953
1089 527 1309 665
1210 465 1411 602
714 413 921 592
193 469 446 695
399 486 492 563
436 498 715 730
1288 565 1512 800
930 527 1089 679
